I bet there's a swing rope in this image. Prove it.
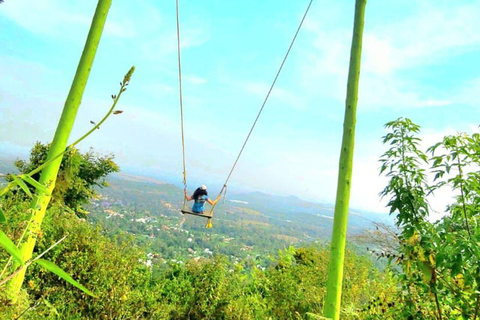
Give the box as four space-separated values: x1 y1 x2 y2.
176 0 187 204
176 0 313 226
209 0 314 217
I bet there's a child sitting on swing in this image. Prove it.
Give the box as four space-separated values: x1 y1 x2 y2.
184 185 221 213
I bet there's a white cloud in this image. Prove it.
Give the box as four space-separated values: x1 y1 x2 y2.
456 77 480 108
358 75 453 111
184 75 207 85
363 35 395 76
140 25 210 64
0 0 152 39
371 2 480 72
301 1 480 111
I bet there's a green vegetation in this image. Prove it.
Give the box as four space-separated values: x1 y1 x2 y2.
372 118 480 319
1 201 391 319
1 116 478 319
12 142 119 217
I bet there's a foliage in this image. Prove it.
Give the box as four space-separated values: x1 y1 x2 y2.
0 201 391 319
12 142 119 216
374 117 480 319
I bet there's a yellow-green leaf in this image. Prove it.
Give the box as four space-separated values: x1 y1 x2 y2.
11 175 32 198
0 181 16 197
35 259 97 297
42 298 59 316
0 230 24 265
417 260 433 283
0 207 5 223
20 174 50 196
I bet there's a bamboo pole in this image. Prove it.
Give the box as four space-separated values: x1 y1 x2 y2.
6 0 112 299
324 0 367 319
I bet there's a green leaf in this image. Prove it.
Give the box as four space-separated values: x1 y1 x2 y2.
20 174 50 196
0 207 5 223
35 259 97 297
0 230 24 265
42 297 59 316
0 181 16 197
11 175 33 198
305 313 332 320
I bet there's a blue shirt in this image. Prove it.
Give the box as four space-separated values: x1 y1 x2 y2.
192 195 208 213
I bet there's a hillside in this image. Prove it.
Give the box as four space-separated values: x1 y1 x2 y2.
86 172 393 265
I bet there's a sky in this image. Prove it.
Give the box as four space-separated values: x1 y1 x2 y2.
1 0 479 216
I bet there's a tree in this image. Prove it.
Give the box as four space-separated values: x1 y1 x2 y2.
12 142 119 216
377 118 480 319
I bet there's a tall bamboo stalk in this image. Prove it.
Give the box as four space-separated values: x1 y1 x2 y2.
324 0 367 319
6 0 112 299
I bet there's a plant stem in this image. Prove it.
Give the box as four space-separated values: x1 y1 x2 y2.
474 293 480 320
456 157 472 239
5 0 112 300
400 126 419 222
16 76 127 213
14 301 40 320
324 1 367 319
0 68 132 202
24 74 131 180
434 291 443 320
0 256 12 279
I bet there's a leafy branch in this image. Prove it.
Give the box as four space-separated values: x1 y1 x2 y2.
0 66 134 298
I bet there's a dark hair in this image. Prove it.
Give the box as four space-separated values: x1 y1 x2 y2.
192 187 208 200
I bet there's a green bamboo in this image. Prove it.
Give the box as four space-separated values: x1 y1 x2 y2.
324 0 367 319
6 0 112 299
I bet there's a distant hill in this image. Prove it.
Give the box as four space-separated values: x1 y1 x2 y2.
0 154 393 239
230 191 392 227
114 172 169 186
98 172 393 241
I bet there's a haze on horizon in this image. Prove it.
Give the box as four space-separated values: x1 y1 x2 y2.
1 0 479 218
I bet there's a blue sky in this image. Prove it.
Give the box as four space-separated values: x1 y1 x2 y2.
1 0 479 215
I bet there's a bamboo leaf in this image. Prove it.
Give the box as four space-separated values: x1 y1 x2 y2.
0 207 5 223
20 174 50 195
0 230 24 265
0 181 16 197
11 175 32 198
20 175 50 196
35 259 97 297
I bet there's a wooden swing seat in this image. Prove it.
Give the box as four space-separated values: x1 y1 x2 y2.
181 206 212 219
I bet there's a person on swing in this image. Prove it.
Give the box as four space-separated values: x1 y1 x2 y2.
184 185 221 213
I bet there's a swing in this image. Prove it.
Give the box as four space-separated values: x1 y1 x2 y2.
175 0 312 227
180 204 212 219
